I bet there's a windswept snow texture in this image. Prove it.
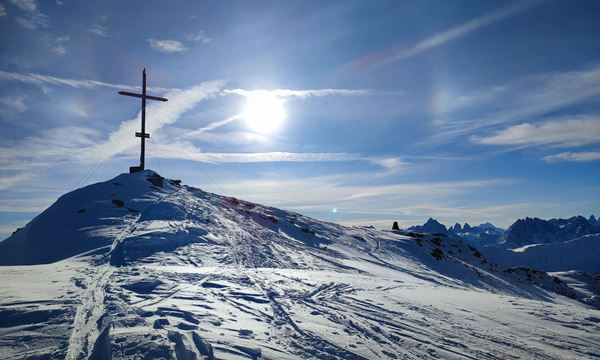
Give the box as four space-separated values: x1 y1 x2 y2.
1 170 599 359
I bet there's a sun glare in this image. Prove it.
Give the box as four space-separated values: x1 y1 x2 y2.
242 92 286 133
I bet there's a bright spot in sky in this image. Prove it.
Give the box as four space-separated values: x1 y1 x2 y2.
242 92 286 133
332 208 337 213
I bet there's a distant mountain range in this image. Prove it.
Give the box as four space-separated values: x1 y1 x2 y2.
406 215 600 273
407 215 599 249
498 215 600 248
407 218 506 246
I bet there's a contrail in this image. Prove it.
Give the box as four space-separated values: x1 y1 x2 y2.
0 70 178 92
186 114 242 137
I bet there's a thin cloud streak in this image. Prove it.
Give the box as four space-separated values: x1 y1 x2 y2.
350 0 543 68
472 116 600 148
185 115 241 137
223 88 374 99
212 175 517 226
194 87 391 137
86 80 226 160
422 64 600 147
0 70 179 92
150 139 408 171
543 151 600 163
147 39 188 54
0 173 32 190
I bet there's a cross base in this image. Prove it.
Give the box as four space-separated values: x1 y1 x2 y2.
129 166 143 174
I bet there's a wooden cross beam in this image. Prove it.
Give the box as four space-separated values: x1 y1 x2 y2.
119 68 168 173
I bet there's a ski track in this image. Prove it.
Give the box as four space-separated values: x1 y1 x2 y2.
65 264 114 360
67 187 177 359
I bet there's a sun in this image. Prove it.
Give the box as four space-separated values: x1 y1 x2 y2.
242 92 286 133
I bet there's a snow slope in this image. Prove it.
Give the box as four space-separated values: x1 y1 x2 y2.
1 170 599 359
482 234 600 274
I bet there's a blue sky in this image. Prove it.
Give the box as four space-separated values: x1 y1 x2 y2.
1 0 599 239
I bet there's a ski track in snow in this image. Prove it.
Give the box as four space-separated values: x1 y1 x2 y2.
65 264 114 360
1 171 599 359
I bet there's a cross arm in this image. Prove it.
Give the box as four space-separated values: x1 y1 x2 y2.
118 91 168 102
135 132 150 138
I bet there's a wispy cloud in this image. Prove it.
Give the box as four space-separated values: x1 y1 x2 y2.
0 173 31 190
51 35 69 56
472 116 600 148
424 64 600 147
336 201 559 229
223 88 374 99
0 70 178 92
0 95 27 112
147 39 188 54
0 195 58 213
15 11 48 29
86 80 225 160
185 115 241 137
89 23 108 37
9 0 36 12
0 4 7 16
190 88 384 136
0 127 100 171
184 30 211 44
10 0 48 29
543 151 600 163
52 46 66 56
213 175 516 222
350 0 543 68
194 131 270 146
88 16 108 37
4 78 378 180
150 140 408 171
0 80 225 178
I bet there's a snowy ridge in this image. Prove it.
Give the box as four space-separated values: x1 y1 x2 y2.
498 215 600 249
408 219 505 247
482 234 600 274
0 170 599 359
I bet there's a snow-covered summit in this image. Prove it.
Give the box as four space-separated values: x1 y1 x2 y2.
406 217 448 234
0 170 181 265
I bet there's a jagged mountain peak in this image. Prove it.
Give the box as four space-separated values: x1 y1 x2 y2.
499 215 600 249
453 222 462 232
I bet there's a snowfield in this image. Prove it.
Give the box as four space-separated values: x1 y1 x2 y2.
0 170 599 359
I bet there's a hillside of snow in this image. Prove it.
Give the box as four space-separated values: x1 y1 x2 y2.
482 234 600 274
1 170 599 359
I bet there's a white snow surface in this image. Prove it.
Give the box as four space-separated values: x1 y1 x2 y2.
0 170 599 359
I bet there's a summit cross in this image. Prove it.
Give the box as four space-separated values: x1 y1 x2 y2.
119 68 168 174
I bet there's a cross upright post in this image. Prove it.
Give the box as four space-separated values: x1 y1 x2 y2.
119 68 168 173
